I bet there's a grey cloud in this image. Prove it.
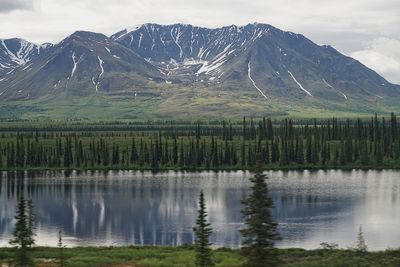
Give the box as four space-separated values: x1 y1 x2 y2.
0 0 33 13
351 38 400 84
302 31 376 54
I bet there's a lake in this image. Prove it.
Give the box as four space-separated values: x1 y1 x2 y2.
0 170 399 250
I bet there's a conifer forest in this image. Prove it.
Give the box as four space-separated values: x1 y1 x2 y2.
0 113 399 171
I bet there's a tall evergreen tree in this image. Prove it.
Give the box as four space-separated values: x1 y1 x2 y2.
9 195 34 267
356 225 368 253
130 138 138 163
241 160 281 267
193 191 214 267
26 200 35 248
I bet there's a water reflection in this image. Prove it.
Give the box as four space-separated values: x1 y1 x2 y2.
0 170 399 250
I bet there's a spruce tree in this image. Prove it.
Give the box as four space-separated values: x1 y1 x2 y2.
360 141 369 166
356 225 368 253
10 195 29 248
9 195 34 267
193 191 214 267
375 140 384 165
241 160 281 267
26 200 36 248
130 137 138 164
172 138 178 165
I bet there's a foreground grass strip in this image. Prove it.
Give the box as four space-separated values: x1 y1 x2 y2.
0 247 399 267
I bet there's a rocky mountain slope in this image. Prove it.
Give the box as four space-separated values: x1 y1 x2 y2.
0 38 51 77
0 23 399 119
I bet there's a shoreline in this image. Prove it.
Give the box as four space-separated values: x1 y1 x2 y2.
1 165 400 173
0 246 399 267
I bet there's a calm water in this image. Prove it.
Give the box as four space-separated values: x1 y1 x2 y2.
0 170 399 250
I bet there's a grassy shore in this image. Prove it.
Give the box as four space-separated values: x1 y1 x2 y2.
0 246 399 267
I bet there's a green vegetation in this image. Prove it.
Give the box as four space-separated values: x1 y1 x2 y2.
1 114 400 266
0 246 399 267
0 113 400 171
1 80 400 121
193 191 214 267
241 162 280 266
9 195 36 266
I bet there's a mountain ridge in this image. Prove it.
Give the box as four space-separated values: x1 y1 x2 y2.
0 23 399 119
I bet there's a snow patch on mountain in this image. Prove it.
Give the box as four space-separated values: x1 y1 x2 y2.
71 52 78 78
104 46 121 59
22 63 32 71
287 70 313 97
323 78 347 100
113 24 143 41
197 44 232 75
98 56 105 79
1 40 25 65
0 62 11 69
138 33 143 48
16 39 36 63
170 28 184 58
248 62 268 99
95 56 105 91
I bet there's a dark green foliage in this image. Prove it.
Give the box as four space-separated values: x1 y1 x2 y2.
356 225 368 253
9 196 29 249
193 191 214 267
9 195 35 267
26 200 35 249
0 114 399 171
241 161 281 267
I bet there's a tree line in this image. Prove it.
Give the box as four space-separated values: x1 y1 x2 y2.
0 113 399 170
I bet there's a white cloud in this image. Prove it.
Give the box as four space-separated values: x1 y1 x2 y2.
352 38 400 84
0 0 399 43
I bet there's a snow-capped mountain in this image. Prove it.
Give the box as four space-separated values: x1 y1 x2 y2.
112 23 270 78
112 23 399 100
0 38 51 77
0 23 399 119
0 31 159 100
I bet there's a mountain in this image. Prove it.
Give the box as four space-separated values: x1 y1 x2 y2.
0 38 51 77
0 31 161 101
112 23 399 99
1 23 399 120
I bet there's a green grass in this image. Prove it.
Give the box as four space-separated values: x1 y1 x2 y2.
2 82 400 120
0 246 399 267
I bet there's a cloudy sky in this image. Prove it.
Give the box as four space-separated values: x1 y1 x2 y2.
0 0 399 83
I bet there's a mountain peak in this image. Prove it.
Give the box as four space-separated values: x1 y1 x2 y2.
1 23 399 119
126 24 143 33
0 38 50 76
67 31 108 41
